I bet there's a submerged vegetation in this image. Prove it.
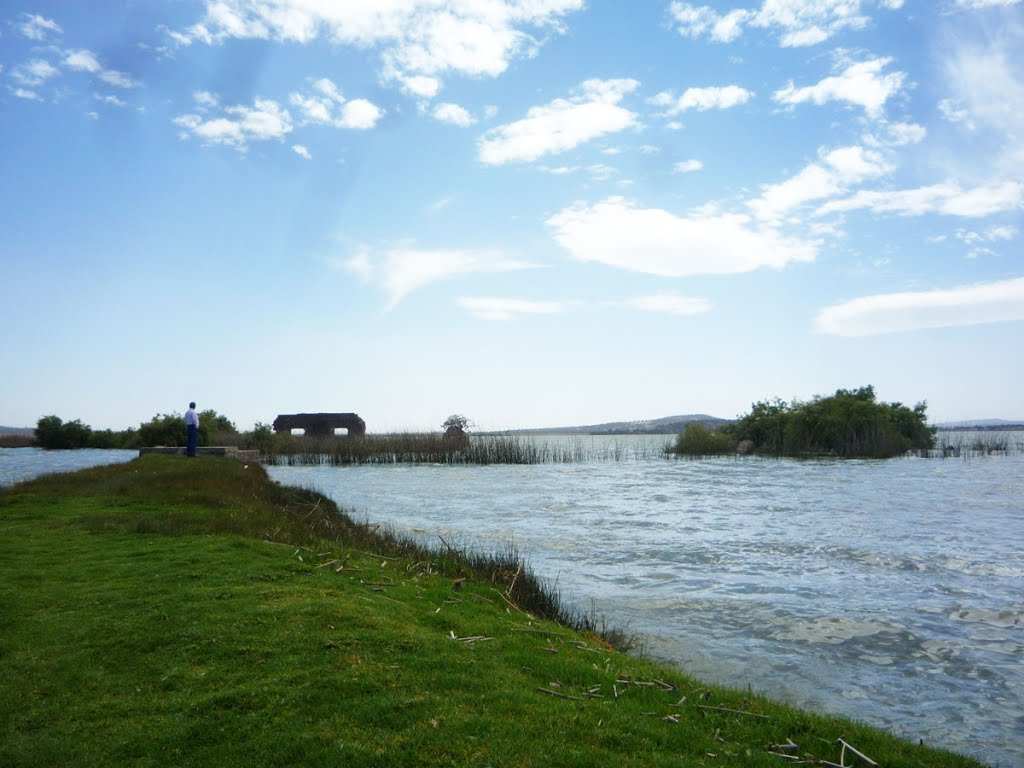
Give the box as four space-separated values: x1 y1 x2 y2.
673 386 936 459
0 457 987 767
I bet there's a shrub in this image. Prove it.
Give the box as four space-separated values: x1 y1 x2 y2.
673 423 736 456
731 386 935 458
35 415 93 449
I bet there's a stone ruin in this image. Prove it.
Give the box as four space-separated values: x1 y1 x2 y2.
272 413 366 437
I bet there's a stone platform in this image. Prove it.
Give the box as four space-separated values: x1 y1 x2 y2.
138 446 260 462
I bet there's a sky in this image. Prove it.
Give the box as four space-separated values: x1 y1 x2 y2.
1 0 1023 433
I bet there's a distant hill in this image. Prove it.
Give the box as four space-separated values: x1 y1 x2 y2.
0 426 33 435
935 419 1024 430
487 414 729 436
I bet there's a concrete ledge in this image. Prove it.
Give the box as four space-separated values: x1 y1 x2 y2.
139 447 260 462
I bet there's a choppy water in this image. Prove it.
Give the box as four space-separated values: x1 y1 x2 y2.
0 447 137 487
269 437 1024 767
3 440 1021 765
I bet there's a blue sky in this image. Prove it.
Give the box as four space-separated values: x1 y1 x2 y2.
2 0 1022 432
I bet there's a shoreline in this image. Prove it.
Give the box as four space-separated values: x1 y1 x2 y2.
0 456 991 766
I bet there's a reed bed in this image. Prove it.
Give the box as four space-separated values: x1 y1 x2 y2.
925 430 1024 458
270 433 671 466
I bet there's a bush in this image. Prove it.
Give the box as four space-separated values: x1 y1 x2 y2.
35 415 93 449
731 386 935 458
673 423 736 456
138 413 186 447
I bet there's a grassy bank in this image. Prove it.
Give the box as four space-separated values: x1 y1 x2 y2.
0 457 986 767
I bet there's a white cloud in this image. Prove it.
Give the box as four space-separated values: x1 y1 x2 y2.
176 1 584 95
818 180 1024 217
11 59 60 87
668 3 751 42
871 121 927 146
292 144 312 159
64 50 103 73
750 145 892 223
174 96 293 150
63 49 139 89
99 69 139 89
651 85 754 114
457 297 566 320
546 196 817 277
17 13 62 40
815 276 1024 336
289 78 383 130
956 225 1018 243
194 90 220 109
339 99 384 129
339 247 539 309
13 88 42 101
939 98 974 129
400 75 441 99
433 102 476 126
615 293 714 316
773 57 906 118
94 93 128 108
955 0 1021 7
674 159 704 173
941 27 1024 174
478 78 639 165
668 1 903 47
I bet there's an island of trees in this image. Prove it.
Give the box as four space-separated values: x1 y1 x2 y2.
673 386 935 459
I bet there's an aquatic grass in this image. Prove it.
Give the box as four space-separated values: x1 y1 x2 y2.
919 430 1024 458
0 457 988 767
0 434 35 448
270 433 671 466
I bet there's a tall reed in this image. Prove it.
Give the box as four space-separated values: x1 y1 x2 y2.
269 433 670 466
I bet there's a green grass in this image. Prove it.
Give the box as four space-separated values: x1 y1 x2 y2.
0 456 987 767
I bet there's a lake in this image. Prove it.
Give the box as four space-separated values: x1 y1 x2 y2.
3 439 1020 766
269 434 1023 768
0 447 137 487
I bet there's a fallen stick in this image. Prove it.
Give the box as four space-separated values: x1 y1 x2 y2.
491 588 531 615
538 687 582 701
697 705 769 719
838 739 877 766
510 628 566 636
316 559 340 569
506 561 522 597
769 740 799 751
358 551 400 561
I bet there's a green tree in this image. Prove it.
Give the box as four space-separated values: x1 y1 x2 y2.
442 414 472 433
199 410 238 446
728 386 934 459
138 413 186 447
245 423 275 453
35 415 93 449
35 415 66 449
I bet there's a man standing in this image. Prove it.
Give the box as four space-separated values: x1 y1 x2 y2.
184 402 200 458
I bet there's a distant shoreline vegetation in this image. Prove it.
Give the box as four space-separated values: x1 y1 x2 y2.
673 386 935 459
7 392 1022 460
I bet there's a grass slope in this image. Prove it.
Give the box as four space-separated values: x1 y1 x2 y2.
0 456 986 767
